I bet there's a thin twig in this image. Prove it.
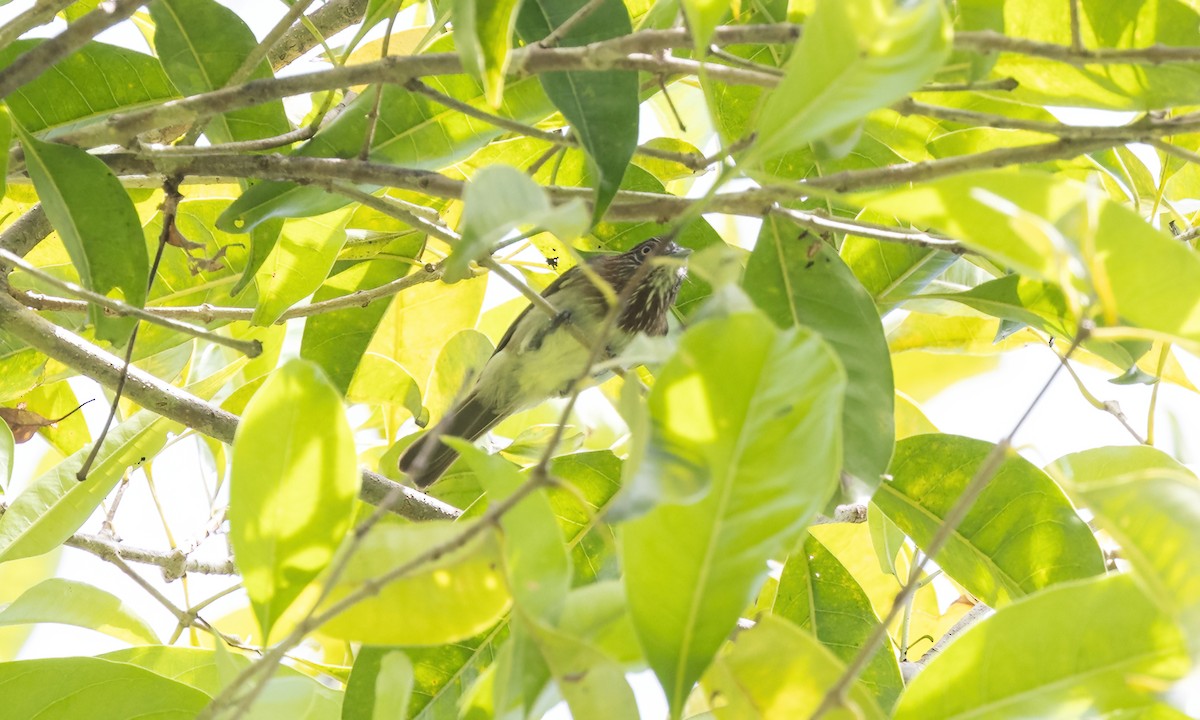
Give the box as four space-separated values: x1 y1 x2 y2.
65 531 236 576
538 0 608 48
1052 346 1149 444
769 206 966 253
918 77 1019 92
0 248 262 355
0 0 76 49
77 176 187 480
359 10 401 161
1068 0 1085 52
140 125 320 155
0 292 460 521
0 0 147 101
269 0 368 70
12 262 443 324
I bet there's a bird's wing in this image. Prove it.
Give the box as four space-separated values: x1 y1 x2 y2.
493 266 583 355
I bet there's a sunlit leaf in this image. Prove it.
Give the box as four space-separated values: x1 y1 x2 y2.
0 656 211 718
320 521 511 645
344 648 415 720
1049 446 1200 650
230 359 360 640
745 219 894 496
874 434 1105 605
447 164 587 282
16 126 148 345
746 0 950 165
774 534 903 709
252 208 354 325
895 575 1189 718
516 0 638 220
703 615 885 720
300 255 421 395
621 312 846 716
451 441 571 624
0 578 158 645
986 0 1200 110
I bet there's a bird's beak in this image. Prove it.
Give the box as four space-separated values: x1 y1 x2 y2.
664 241 692 259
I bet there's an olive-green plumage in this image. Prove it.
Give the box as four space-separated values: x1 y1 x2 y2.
399 237 689 487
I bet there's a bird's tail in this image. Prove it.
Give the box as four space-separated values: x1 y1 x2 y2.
399 393 504 488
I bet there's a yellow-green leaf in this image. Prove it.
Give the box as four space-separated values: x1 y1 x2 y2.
229 359 360 640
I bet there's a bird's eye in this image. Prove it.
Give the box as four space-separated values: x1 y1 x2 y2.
640 244 653 256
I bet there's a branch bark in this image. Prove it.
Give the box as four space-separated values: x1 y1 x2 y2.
0 292 460 522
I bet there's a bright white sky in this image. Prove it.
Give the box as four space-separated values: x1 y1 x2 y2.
2 2 1199 718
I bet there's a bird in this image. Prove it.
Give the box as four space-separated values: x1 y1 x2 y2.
399 236 691 487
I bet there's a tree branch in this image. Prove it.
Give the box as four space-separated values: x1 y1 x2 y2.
0 248 262 356
12 262 443 324
65 530 237 579
268 0 369 71
955 29 1200 65
0 292 460 522
0 0 148 101
0 0 76 49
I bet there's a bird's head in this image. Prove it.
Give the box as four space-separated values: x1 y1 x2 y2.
592 237 690 335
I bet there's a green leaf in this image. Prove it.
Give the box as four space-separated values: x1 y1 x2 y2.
703 615 885 720
840 222 958 313
452 441 571 624
0 360 241 564
525 620 639 720
300 256 420 395
252 208 354 325
216 39 558 233
99 646 252 696
0 656 211 718
916 274 1145 370
0 578 158 645
249 676 343 719
745 0 950 165
454 0 524 105
774 534 903 710
1049 446 1200 650
320 521 511 645
343 648 414 720
368 626 504 718
988 0 1200 110
447 164 588 282
867 502 905 577
424 329 494 421
16 126 148 345
861 170 1200 346
621 312 846 716
546 451 623 586
680 0 730 50
0 413 167 563
874 434 1105 606
895 574 1190 719
0 41 178 135
229 358 360 640
516 0 638 220
349 273 487 410
745 220 895 495
149 0 290 144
